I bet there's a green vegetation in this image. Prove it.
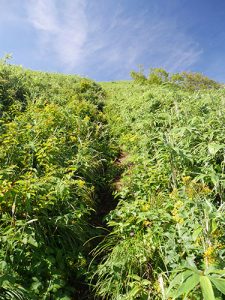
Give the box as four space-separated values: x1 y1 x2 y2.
130 67 221 91
0 59 225 299
97 78 225 299
0 59 116 299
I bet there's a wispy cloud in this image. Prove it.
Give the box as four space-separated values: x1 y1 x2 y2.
2 0 202 79
26 0 88 69
80 9 202 79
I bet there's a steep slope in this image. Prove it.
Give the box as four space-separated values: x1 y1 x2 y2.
0 62 116 299
1 61 225 299
94 81 225 299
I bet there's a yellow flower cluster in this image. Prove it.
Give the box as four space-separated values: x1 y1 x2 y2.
26 124 33 129
169 188 179 199
201 185 211 194
83 115 90 122
172 200 184 224
185 181 211 199
0 180 12 197
216 242 224 250
76 179 85 188
181 175 212 199
174 200 183 209
141 204 150 212
203 241 224 265
203 246 215 264
182 176 191 184
143 220 151 227
70 135 77 143
122 133 138 143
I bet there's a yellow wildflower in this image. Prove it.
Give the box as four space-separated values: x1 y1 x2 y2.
182 176 191 184
172 214 184 224
169 188 179 199
83 115 90 122
141 204 150 212
143 220 151 227
201 185 211 194
70 135 77 142
204 246 215 264
172 200 184 224
174 200 183 209
76 180 85 188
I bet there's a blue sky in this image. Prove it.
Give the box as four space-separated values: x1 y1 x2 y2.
1 0 225 81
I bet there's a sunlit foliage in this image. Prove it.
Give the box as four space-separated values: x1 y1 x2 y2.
97 79 225 299
0 60 115 299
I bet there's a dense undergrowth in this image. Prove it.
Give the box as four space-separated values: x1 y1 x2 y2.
97 79 225 299
0 59 225 299
0 60 117 299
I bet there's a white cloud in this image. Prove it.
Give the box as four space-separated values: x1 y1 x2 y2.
26 0 58 32
26 0 88 69
80 10 202 79
21 0 203 78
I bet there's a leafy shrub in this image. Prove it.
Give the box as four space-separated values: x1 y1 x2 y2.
130 65 221 92
96 80 225 299
148 68 169 85
130 66 147 84
0 62 115 299
0 60 28 119
170 71 221 91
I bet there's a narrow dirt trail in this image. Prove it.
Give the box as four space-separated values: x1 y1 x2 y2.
113 151 130 191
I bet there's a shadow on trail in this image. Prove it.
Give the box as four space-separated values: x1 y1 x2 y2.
71 151 128 299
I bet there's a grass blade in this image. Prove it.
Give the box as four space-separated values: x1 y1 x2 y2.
200 276 215 300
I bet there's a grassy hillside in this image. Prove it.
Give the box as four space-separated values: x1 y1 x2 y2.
95 80 225 299
0 60 225 299
0 61 116 299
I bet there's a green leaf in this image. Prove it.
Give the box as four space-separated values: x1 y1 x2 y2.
128 285 141 297
210 277 225 295
167 270 193 296
208 269 225 276
129 274 141 281
175 273 199 298
31 280 42 292
26 218 38 224
208 143 224 156
142 279 151 286
200 276 215 300
211 219 218 234
28 236 38 247
192 226 202 241
22 237 28 244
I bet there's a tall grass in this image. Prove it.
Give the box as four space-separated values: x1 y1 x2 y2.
96 80 225 299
